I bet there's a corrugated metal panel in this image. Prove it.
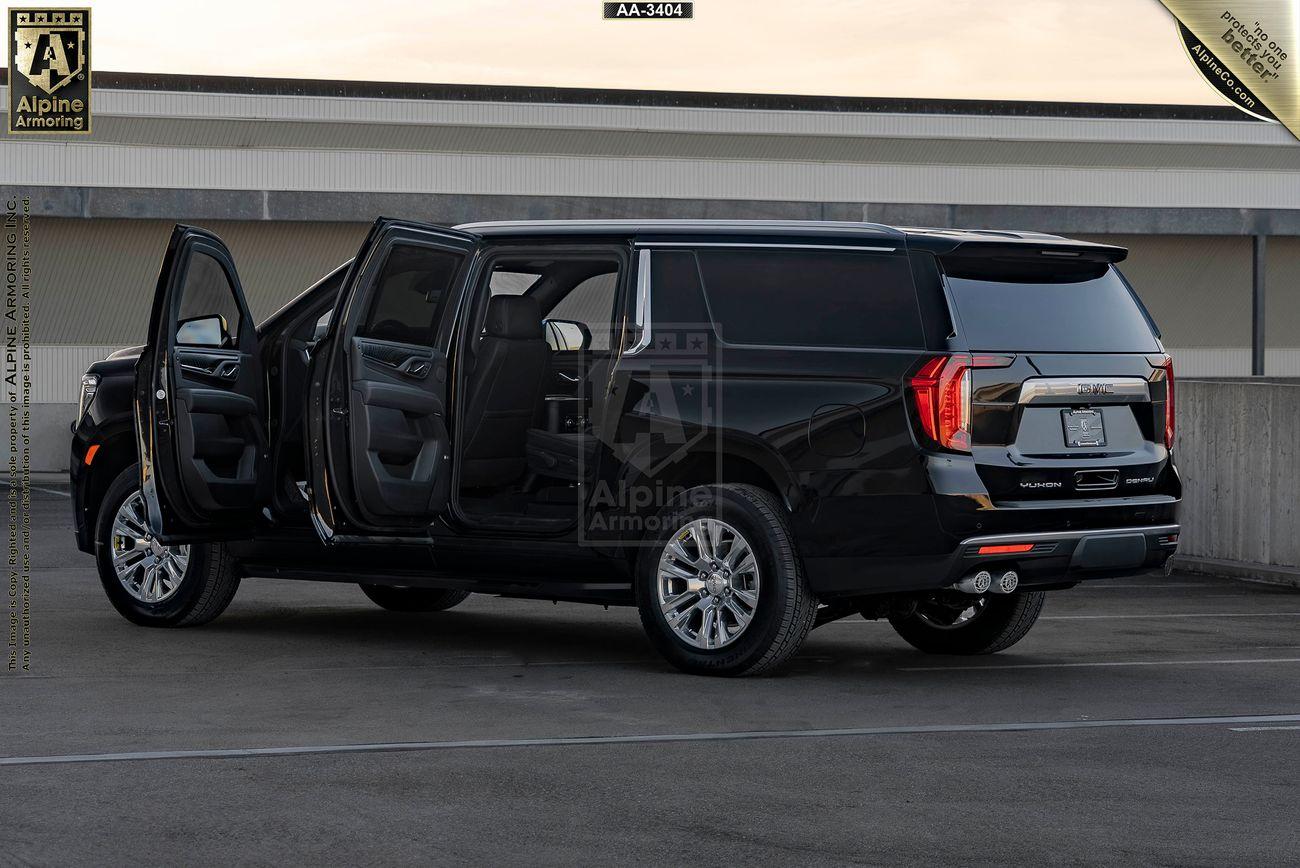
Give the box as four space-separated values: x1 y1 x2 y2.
0 346 122 403
5 116 1300 172
25 219 367 344
6 142 1300 208
3 85 1289 147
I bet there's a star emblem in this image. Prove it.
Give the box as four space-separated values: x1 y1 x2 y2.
681 384 694 397
658 337 673 350
690 337 704 349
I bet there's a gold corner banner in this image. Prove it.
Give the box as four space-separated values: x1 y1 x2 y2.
1161 1 1298 136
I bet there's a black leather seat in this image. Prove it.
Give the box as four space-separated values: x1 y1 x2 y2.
460 295 550 487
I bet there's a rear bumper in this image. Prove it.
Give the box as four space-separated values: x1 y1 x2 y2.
950 523 1179 588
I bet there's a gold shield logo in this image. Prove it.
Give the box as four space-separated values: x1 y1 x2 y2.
12 9 86 94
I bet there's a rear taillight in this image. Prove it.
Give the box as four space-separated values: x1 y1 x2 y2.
910 354 1012 452
1160 354 1175 449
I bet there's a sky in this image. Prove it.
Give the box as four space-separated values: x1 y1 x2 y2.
78 0 1220 105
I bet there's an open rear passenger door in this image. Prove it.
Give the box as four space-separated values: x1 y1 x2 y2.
135 225 268 541
306 219 480 540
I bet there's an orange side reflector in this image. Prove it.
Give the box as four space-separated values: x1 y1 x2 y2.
84 444 100 465
977 543 1034 555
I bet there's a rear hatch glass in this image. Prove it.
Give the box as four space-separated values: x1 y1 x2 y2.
942 256 1159 353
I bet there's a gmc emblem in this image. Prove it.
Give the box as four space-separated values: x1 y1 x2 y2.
1076 382 1114 396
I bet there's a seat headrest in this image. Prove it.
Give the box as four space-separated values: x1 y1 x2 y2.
485 295 543 340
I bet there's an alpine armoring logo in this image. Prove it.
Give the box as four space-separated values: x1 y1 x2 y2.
8 8 91 134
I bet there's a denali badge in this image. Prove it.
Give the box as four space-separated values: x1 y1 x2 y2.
1020 480 1064 489
1076 382 1114 396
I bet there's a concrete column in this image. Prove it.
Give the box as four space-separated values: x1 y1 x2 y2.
1252 235 1267 376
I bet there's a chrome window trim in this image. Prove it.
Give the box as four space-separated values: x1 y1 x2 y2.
1017 377 1151 405
624 248 653 356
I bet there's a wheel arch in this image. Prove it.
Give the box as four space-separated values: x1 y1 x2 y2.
80 424 139 545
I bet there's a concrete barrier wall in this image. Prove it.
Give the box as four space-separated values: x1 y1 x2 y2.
1174 379 1300 582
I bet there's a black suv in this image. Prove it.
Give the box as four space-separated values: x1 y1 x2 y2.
70 219 1179 675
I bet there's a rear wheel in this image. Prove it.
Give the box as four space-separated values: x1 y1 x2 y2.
95 465 240 627
359 585 471 612
888 590 1045 655
636 484 817 676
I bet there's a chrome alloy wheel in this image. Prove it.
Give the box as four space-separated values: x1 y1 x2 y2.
656 518 761 650
110 491 190 604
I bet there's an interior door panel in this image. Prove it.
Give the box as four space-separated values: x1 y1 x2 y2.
349 336 451 517
307 218 479 538
135 225 268 540
172 348 263 510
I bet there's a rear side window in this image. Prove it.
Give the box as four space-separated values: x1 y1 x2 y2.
943 260 1160 353
695 249 922 349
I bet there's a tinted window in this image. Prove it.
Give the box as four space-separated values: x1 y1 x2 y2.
358 244 464 345
177 251 241 344
696 250 922 348
548 272 619 351
944 265 1160 352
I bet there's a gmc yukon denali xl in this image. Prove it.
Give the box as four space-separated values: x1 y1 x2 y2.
70 219 1180 676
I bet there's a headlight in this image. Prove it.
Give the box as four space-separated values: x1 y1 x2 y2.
77 373 99 423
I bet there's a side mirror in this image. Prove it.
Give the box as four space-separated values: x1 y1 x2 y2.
544 319 591 352
176 314 229 348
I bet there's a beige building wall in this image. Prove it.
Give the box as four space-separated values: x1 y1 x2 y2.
30 218 368 346
1080 235 1262 376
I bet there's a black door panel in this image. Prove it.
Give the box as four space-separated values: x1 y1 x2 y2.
348 337 451 519
135 226 267 540
307 219 479 538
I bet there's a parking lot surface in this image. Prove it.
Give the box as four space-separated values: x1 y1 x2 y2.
4 489 1299 865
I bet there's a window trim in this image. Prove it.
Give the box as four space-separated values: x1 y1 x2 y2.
624 248 653 356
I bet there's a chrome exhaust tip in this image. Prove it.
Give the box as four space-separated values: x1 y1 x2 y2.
952 570 992 595
991 570 1019 594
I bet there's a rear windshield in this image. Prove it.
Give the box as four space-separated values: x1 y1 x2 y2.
942 261 1159 353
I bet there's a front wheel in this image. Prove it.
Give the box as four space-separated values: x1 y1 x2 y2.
95 465 241 627
636 484 817 677
888 590 1045 655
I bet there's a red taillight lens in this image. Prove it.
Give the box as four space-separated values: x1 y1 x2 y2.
1160 354 1175 449
910 354 1012 452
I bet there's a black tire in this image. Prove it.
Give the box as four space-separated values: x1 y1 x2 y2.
888 591 1045 655
636 484 817 677
95 465 241 628
359 585 471 612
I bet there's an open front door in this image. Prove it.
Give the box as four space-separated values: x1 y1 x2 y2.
307 219 479 539
135 225 267 542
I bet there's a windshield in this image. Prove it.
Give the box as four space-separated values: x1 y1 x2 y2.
943 262 1160 353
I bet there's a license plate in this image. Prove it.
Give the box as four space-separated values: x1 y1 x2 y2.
1062 409 1106 447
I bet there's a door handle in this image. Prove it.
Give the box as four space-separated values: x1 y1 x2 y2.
180 360 239 380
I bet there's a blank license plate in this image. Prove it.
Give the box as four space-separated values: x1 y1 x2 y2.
1062 409 1106 447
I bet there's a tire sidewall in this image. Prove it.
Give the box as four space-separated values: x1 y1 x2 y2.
95 465 213 626
636 485 801 675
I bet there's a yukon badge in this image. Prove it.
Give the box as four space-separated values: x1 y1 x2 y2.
1077 382 1114 396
